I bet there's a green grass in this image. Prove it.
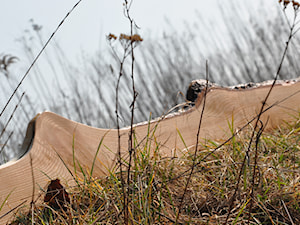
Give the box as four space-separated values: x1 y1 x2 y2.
9 114 300 224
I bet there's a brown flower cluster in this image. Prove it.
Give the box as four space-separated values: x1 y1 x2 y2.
279 0 300 10
107 33 143 43
107 33 117 41
120 33 143 42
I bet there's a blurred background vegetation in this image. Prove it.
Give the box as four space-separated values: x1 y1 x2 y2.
0 2 300 163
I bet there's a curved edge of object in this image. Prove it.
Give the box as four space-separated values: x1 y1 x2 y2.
194 78 300 109
4 77 300 167
0 112 79 224
2 78 300 169
17 113 41 160
0 113 40 169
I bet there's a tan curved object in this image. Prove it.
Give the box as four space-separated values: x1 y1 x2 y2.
0 80 300 223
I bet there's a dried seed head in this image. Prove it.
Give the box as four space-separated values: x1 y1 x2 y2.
107 33 117 41
292 0 300 10
119 33 131 41
131 34 143 42
119 33 143 42
279 0 300 10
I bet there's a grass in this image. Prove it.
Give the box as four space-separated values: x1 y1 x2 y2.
1 1 300 224
8 113 300 224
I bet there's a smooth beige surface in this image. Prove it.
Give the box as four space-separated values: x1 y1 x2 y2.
0 81 300 223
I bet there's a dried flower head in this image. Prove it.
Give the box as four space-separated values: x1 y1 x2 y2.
107 33 117 41
279 0 300 10
32 24 42 31
119 33 131 41
131 34 143 42
279 0 291 8
0 54 18 76
119 33 143 43
292 0 300 10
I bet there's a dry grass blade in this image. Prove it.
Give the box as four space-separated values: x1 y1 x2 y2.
0 0 83 119
0 200 26 220
224 4 300 223
0 92 25 141
175 61 209 224
0 131 13 159
281 199 295 225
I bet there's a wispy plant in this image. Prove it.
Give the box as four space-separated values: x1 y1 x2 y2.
107 0 143 222
224 1 300 223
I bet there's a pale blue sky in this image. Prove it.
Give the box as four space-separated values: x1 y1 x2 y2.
1 0 276 60
0 0 283 108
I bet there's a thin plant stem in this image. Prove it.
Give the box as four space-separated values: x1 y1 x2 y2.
224 5 299 224
0 0 83 119
175 61 209 224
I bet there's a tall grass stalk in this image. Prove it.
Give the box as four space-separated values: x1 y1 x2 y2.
224 2 300 223
175 61 209 223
